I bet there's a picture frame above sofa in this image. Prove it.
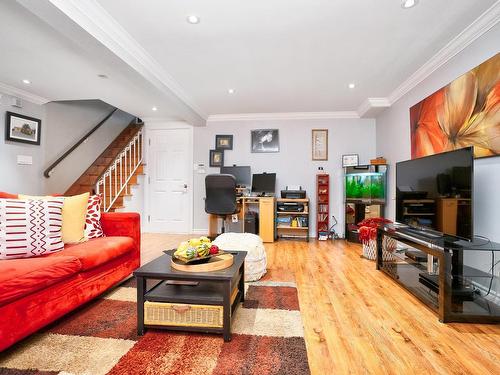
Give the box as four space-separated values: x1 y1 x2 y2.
5 111 41 145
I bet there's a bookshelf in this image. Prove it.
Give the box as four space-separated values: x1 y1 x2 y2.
276 198 309 241
316 174 329 238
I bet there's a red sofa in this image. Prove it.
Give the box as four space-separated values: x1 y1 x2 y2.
0 193 141 352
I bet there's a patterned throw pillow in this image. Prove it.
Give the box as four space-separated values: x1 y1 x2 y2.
84 194 104 239
0 198 65 259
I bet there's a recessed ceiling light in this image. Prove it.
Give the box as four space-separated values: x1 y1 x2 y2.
22 79 31 84
186 15 200 24
152 107 158 111
348 83 355 89
228 88 235 94
401 0 418 9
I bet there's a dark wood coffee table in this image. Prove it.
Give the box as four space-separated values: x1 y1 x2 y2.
134 251 246 342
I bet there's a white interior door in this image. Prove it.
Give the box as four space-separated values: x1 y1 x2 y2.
147 127 192 233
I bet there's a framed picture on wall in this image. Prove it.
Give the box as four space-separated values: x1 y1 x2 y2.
312 129 328 160
251 129 279 153
342 154 359 167
215 134 233 150
209 149 224 167
5 111 41 145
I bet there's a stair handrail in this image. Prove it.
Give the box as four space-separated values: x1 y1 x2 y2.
95 128 143 212
43 108 118 178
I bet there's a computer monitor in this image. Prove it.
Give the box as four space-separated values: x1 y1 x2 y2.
220 166 251 187
251 173 276 196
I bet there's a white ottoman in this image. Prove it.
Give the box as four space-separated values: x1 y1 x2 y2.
212 233 267 282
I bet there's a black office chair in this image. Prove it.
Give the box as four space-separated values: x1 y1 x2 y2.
205 174 239 235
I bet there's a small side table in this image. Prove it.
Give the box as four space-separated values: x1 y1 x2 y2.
133 251 246 342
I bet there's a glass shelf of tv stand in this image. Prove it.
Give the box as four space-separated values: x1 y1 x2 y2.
380 246 440 311
377 226 500 323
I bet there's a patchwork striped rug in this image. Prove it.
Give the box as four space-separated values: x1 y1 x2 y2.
0 279 310 375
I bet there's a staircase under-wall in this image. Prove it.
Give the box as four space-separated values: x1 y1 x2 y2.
65 121 145 211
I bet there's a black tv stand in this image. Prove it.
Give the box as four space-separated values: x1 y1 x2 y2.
376 225 500 323
418 272 475 300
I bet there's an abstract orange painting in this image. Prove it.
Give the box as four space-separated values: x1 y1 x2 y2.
410 53 500 159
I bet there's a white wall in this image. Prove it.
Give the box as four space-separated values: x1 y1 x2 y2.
44 100 134 193
376 23 500 242
0 93 46 194
0 97 135 195
193 118 377 236
117 175 145 229
375 24 500 293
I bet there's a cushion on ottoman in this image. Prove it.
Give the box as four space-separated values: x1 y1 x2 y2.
212 232 267 281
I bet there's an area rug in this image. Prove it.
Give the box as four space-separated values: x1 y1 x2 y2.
0 279 310 375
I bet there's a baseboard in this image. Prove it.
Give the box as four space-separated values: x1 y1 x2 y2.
192 228 209 235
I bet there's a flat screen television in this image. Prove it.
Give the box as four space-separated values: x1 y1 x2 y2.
396 147 473 240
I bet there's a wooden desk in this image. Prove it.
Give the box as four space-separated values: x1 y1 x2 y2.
208 196 275 243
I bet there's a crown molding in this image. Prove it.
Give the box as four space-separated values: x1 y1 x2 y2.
357 98 391 118
207 111 360 122
387 1 500 105
48 0 206 125
0 82 50 105
141 117 188 124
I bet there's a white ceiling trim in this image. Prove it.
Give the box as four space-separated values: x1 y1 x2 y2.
0 81 50 105
48 0 207 124
209 2 500 121
12 0 497 123
141 117 187 124
207 111 360 122
387 1 500 105
357 98 391 118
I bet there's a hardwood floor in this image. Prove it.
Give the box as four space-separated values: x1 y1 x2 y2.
141 233 500 375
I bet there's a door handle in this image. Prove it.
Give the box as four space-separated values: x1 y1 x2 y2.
183 184 188 189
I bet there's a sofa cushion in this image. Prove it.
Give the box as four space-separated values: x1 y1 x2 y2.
0 255 81 306
0 198 65 259
84 194 104 240
55 236 134 271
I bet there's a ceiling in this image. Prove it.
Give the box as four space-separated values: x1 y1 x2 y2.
0 0 498 124
0 0 202 123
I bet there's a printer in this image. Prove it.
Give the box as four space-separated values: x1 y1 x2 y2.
278 186 306 212
280 186 306 199
277 201 305 212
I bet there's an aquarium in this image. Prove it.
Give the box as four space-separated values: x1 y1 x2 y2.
345 165 386 203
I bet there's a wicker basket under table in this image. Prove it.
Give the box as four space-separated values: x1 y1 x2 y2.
144 287 239 328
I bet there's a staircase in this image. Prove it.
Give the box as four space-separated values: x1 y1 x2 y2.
65 121 144 211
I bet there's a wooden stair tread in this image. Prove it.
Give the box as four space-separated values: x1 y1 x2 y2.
64 120 144 210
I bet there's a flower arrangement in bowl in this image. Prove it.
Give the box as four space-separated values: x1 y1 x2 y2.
357 218 395 261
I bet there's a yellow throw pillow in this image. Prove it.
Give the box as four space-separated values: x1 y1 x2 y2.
61 192 89 244
19 192 90 244
18 194 51 200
